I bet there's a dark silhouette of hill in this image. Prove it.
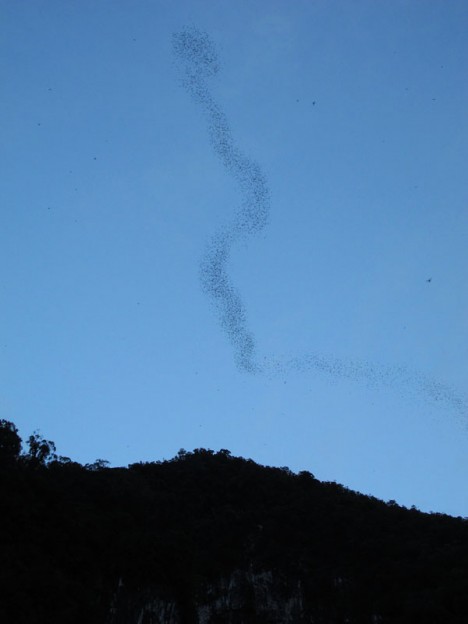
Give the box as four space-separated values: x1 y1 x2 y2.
1 419 468 623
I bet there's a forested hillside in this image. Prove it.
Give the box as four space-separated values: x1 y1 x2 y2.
1 419 467 623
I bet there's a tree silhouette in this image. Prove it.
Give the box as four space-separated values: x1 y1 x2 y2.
0 419 22 467
25 431 57 465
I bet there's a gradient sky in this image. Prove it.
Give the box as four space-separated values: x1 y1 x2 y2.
1 0 467 516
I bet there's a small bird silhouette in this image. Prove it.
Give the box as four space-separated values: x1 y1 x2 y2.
426 278 432 283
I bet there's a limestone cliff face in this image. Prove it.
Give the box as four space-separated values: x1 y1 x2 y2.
108 568 386 624
109 568 312 624
197 569 305 624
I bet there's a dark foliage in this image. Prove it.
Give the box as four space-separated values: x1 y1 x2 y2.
1 420 468 623
0 419 22 467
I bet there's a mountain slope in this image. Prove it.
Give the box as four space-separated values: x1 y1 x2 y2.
1 423 468 623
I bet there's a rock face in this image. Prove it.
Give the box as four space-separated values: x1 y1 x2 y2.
197 569 305 624
109 568 311 624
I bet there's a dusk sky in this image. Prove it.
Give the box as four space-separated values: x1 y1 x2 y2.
1 1 467 516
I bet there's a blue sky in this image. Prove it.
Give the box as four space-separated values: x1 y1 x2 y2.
1 0 467 516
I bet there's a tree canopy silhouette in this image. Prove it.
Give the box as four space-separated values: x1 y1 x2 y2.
1 419 468 623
